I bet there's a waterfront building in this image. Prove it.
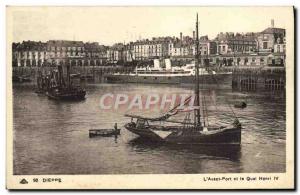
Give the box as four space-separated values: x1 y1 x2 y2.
122 43 135 63
12 20 286 68
274 36 286 53
256 20 286 53
214 32 257 55
132 37 171 61
169 35 194 57
198 36 218 56
196 52 285 67
84 42 108 66
45 40 85 66
106 43 125 64
13 40 108 67
12 41 47 67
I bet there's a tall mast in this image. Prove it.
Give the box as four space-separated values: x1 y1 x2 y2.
195 13 201 127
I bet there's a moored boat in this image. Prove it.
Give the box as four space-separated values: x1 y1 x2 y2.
37 63 86 101
89 123 121 138
234 101 247 109
46 65 86 101
89 128 121 138
124 14 242 145
46 87 86 100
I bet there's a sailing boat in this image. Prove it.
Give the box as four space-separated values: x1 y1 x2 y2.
124 14 242 144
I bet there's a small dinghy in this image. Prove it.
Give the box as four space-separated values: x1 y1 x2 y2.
234 101 247 109
89 123 121 138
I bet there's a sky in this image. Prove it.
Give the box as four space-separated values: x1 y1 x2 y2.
8 6 292 45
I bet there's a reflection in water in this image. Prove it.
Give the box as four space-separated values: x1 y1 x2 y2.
129 137 242 162
13 83 285 174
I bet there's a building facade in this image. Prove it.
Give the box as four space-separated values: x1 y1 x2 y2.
214 32 257 55
132 37 171 61
256 20 286 53
12 41 47 67
13 40 108 67
12 20 286 67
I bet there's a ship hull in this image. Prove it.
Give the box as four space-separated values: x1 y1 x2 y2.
106 73 232 86
125 124 241 145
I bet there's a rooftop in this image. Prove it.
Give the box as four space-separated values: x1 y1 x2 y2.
261 27 285 34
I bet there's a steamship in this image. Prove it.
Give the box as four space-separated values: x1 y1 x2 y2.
106 59 232 86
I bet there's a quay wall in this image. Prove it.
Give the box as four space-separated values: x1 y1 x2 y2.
12 66 134 83
224 66 285 91
12 66 286 91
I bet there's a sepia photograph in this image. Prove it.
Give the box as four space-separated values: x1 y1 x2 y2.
6 6 294 189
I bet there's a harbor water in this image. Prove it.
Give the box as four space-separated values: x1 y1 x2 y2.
13 83 286 174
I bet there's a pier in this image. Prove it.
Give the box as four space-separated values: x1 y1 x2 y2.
231 66 285 91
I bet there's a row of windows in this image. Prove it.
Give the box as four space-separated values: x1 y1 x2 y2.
218 46 227 52
134 48 162 51
135 45 162 49
16 51 106 58
229 41 255 45
47 46 84 51
140 53 162 56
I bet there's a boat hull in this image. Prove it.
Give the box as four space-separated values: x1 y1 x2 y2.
46 90 86 101
106 73 232 86
124 124 241 145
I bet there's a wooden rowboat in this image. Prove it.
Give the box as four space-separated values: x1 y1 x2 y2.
89 128 121 138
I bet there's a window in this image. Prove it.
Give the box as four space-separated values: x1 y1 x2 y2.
263 42 268 49
222 46 225 51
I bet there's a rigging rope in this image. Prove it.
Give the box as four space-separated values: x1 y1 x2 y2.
207 66 238 120
203 67 209 126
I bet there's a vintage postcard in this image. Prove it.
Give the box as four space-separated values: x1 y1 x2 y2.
6 6 294 189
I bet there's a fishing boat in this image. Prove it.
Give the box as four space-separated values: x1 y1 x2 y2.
45 64 86 100
124 14 242 145
35 70 48 94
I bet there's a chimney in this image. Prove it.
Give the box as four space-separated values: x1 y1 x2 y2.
271 19 274 28
193 31 195 40
180 32 183 41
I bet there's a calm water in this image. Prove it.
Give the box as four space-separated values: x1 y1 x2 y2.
13 83 286 174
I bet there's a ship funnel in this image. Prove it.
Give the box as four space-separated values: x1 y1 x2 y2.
154 59 160 69
165 59 172 70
